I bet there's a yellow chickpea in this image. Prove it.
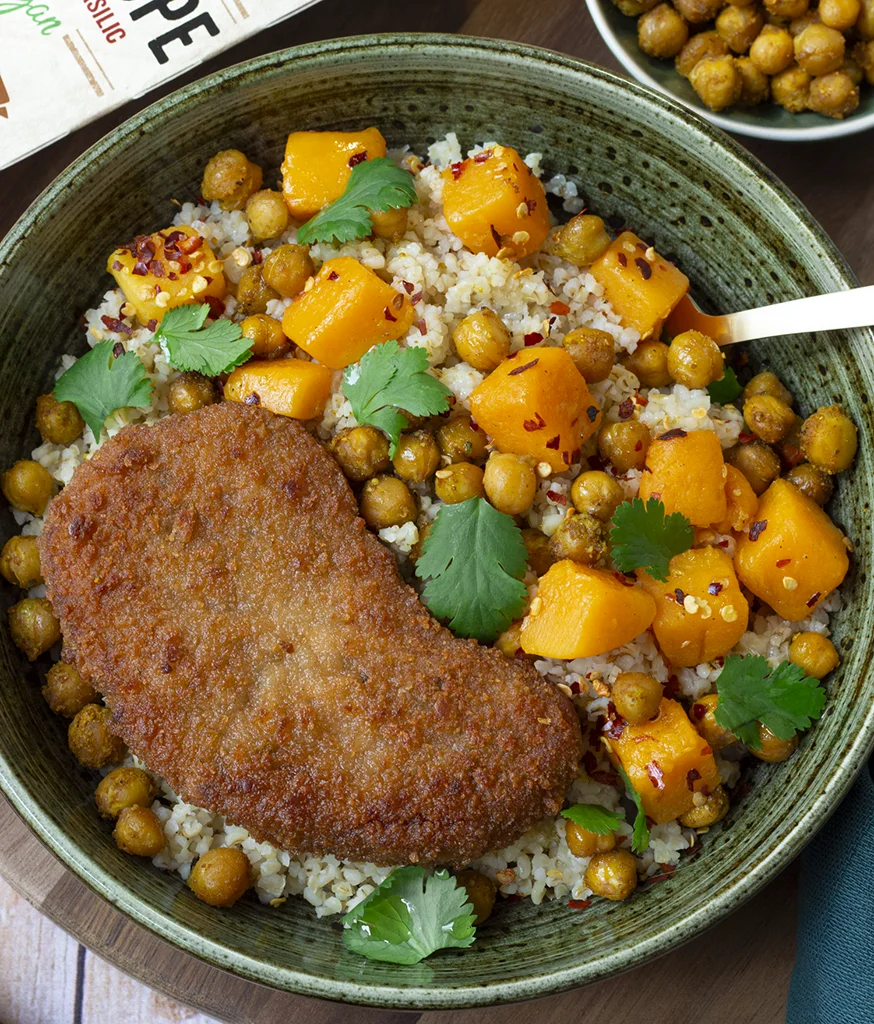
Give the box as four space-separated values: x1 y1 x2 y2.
245 189 289 241
674 0 724 20
521 529 554 576
622 339 671 388
690 693 737 750
483 453 538 515
786 463 834 506
750 25 795 74
434 463 486 504
359 476 417 529
765 0 810 18
794 24 845 75
799 405 857 473
612 672 663 725
96 767 157 819
743 370 794 406
565 821 616 858
114 806 165 858
676 31 730 77
261 244 314 299
667 330 724 389
562 328 616 384
744 394 796 443
690 55 744 110
8 598 60 661
789 631 840 678
726 440 781 495
239 314 288 357
820 0 860 30
201 149 263 211
42 661 97 718
678 785 730 827
716 4 765 53
807 71 859 118
585 850 638 901
570 470 624 522
751 725 799 762
392 431 441 483
2 460 54 516
771 64 813 111
370 206 409 241
452 309 511 371
597 421 651 472
188 847 252 907
68 704 126 769
0 535 42 589
736 57 772 104
495 621 526 657
455 869 497 924
638 4 690 58
552 214 612 266
436 416 488 463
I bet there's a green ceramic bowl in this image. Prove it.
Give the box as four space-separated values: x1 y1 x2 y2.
0 34 872 1010
586 0 874 141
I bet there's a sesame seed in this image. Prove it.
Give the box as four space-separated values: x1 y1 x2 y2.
516 202 529 219
529 596 543 616
89 326 105 341
720 605 738 622
120 303 136 317
155 291 170 308
191 275 209 294
537 462 552 478
512 231 530 246
782 576 799 591
683 595 699 614
230 247 251 268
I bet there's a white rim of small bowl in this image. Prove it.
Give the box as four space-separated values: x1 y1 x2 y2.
585 0 874 141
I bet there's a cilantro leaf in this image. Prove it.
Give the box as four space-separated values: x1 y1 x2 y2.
343 340 452 456
342 867 476 964
297 158 418 245
610 497 694 583
617 765 651 854
54 340 154 442
415 497 527 642
713 654 826 749
707 366 742 404
156 303 252 377
561 804 623 835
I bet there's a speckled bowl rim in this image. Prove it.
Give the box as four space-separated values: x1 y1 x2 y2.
1 33 872 1010
585 0 874 141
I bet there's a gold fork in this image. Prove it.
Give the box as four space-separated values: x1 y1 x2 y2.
664 286 874 347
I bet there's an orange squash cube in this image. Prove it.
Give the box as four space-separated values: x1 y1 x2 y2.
107 226 226 327
639 547 749 668
589 232 689 340
469 347 601 473
520 560 656 660
606 698 722 824
281 128 387 222
224 359 333 420
734 478 849 620
282 257 415 370
715 464 759 534
442 145 550 259
639 429 728 527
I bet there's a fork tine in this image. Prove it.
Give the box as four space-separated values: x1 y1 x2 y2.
665 294 732 345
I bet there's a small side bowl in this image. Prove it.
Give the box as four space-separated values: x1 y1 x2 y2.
586 0 874 141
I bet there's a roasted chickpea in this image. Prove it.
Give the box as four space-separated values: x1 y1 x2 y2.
789 9 821 34
638 4 690 58
623 340 672 388
547 511 605 566
167 372 216 415
2 460 54 517
8 598 59 661
771 64 813 110
585 849 638 901
807 71 859 118
789 631 840 678
612 672 663 725
765 0 809 18
455 869 497 925
667 330 724 389
495 621 525 657
239 314 287 357
750 724 798 762
436 416 487 463
570 470 624 522
855 41 874 85
370 206 409 241
261 244 314 299
522 528 554 576
434 463 486 504
452 309 511 372
794 24 845 74
613 0 659 13
750 25 795 73
725 440 781 495
690 693 737 750
690 55 744 110
562 328 615 384
799 405 857 473
245 189 289 241
359 476 417 529
676 31 730 76
736 56 772 104
786 462 834 505
820 0 861 28
35 393 85 446
552 214 612 266
598 420 651 472
188 847 252 907
842 52 866 85
408 522 431 565
68 704 126 769
744 394 795 443
674 0 724 21
235 265 280 317
717 4 765 52
42 661 97 717
859 0 874 38
96 767 157 819
743 370 794 407
330 426 390 482
201 149 263 211
114 806 165 858
678 785 730 827
392 431 441 483
0 535 42 590
565 822 616 858
483 453 538 516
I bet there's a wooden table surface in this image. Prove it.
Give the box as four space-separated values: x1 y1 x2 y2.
1 1 872 1022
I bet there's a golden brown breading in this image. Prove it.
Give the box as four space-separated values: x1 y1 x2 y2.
40 403 582 866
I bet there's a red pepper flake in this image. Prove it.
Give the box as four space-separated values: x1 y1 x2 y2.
417 319 427 336
490 224 502 248
686 768 701 791
176 234 203 255
634 440 643 452
635 257 653 280
523 412 546 432
148 260 164 278
549 300 571 316
570 680 582 695
691 703 707 721
348 151 367 167
509 358 539 376
524 332 543 346
546 490 567 505
161 230 185 246
618 397 634 420
807 592 822 608
327 270 340 281
111 342 125 358
617 252 628 267
603 705 627 740
244 392 261 406
410 290 423 305
658 428 687 441
739 432 757 444
384 306 397 323
204 295 225 320
111 260 122 271
132 260 150 276
168 273 178 281
545 435 561 450
562 450 571 466
252 248 263 265
748 520 768 542
402 280 415 294
674 588 686 604
592 769 619 786
568 899 592 910
718 539 729 548
776 558 791 568
613 572 635 587
101 315 132 336
664 675 680 698
514 647 527 660
469 415 480 432
707 581 723 596
474 149 493 163
146 319 158 332
450 161 465 180
526 198 537 214
588 454 607 471
586 405 599 423
571 448 581 463
646 760 665 790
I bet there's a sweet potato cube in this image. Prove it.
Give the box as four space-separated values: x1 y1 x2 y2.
469 347 600 473
442 145 550 259
734 479 849 620
638 547 749 668
716 465 759 534
589 232 689 340
639 429 727 527
606 698 722 824
281 128 387 221
107 226 226 327
282 257 414 370
520 561 656 660
224 359 333 420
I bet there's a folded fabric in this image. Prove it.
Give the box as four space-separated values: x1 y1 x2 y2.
787 760 874 1024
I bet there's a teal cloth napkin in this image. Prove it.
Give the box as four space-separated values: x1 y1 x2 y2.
787 761 874 1024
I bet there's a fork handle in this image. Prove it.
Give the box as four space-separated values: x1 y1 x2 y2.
725 285 874 345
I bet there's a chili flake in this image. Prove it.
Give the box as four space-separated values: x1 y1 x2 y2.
646 760 666 790
348 151 367 167
658 428 688 441
545 435 561 450
807 592 822 608
686 768 701 791
707 581 723 596
618 397 635 420
550 300 571 316
776 558 791 568
635 257 653 280
524 412 546 432
749 520 768 541
509 358 539 376
617 252 628 267
524 332 543 346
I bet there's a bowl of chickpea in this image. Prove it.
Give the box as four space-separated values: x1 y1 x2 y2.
586 0 874 137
